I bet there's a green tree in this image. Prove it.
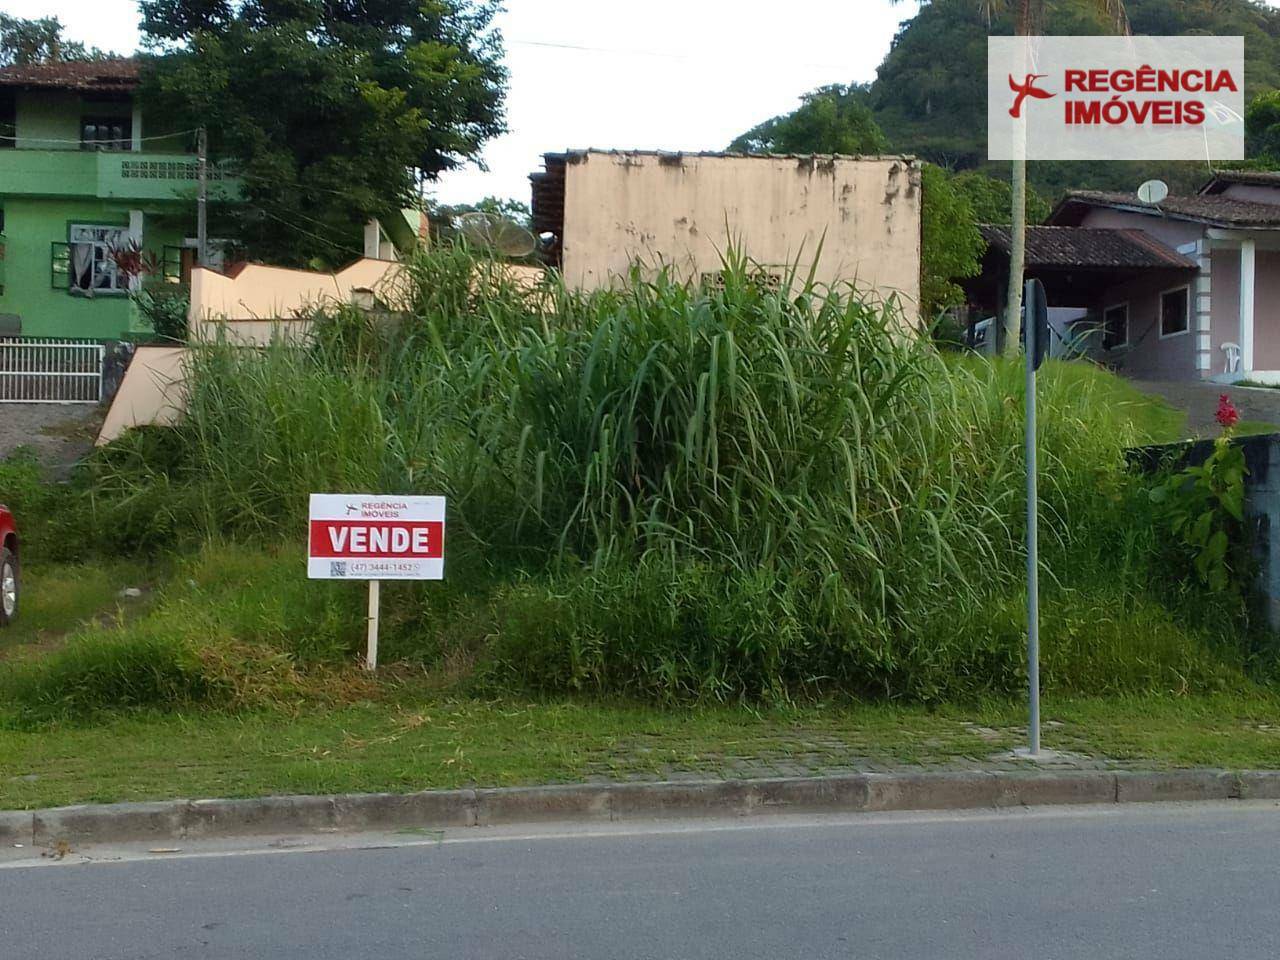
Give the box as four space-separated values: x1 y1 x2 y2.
951 170 1050 225
139 0 507 266
0 14 106 65
920 164 985 318
729 85 888 155
1246 90 1280 162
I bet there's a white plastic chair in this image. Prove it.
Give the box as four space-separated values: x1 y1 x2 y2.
1222 342 1241 374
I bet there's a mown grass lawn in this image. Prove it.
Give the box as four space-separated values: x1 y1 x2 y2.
3 547 1280 810
2 691 1279 810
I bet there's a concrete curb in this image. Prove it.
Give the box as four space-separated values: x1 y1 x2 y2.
5 769 1278 849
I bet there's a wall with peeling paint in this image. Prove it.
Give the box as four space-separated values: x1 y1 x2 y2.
557 151 922 321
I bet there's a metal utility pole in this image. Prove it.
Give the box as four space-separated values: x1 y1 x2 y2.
1023 278 1048 757
196 126 208 268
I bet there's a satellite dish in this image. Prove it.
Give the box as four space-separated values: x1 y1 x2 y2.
456 212 537 257
1137 179 1169 205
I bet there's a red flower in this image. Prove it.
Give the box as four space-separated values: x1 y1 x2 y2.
1216 394 1240 429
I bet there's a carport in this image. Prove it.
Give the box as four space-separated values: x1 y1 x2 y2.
963 225 1199 354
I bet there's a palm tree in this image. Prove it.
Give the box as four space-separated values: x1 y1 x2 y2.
894 0 1129 353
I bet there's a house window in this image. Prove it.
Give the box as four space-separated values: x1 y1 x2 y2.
1160 287 1189 338
0 90 14 150
66 224 129 293
80 117 132 151
1102 303 1128 350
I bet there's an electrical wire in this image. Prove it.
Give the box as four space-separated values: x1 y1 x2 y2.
251 198 367 244
233 167 410 205
251 206 364 257
507 37 857 72
0 128 202 146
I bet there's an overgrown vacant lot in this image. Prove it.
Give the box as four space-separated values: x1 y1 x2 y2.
1 246 1277 808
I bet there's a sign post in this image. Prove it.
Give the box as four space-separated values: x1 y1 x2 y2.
366 578 381 671
1023 278 1048 756
308 494 446 671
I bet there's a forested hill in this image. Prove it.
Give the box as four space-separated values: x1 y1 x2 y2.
737 0 1280 197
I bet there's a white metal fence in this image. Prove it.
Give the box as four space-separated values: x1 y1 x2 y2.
0 338 105 403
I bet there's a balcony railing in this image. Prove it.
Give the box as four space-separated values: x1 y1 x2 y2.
0 149 239 202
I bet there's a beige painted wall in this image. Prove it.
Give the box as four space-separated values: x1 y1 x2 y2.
187 259 544 346
188 259 411 345
558 152 922 318
96 346 188 446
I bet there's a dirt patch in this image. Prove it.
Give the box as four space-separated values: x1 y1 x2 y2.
0 403 103 477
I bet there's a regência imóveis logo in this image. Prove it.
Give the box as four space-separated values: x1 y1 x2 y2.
989 36 1244 162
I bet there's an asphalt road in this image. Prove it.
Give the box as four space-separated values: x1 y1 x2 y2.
3 803 1279 960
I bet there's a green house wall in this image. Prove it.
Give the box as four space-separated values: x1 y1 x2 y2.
0 198 186 339
0 86 239 340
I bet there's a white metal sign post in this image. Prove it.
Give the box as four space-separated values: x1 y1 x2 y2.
989 33 1245 758
1023 280 1047 757
307 494 446 670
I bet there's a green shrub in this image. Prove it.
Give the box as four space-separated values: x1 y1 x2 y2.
132 284 190 342
0 450 95 562
2 629 217 721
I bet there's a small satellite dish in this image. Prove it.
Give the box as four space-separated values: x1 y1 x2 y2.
456 212 537 258
1137 179 1169 205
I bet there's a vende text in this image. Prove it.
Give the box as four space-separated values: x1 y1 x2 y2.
308 520 444 558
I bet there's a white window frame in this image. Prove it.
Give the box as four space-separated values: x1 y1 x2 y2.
1159 285 1191 340
68 223 130 295
1102 301 1129 351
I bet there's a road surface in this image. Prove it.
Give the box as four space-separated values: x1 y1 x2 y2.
2 802 1278 959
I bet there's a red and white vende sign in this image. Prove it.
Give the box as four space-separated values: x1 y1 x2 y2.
308 494 445 580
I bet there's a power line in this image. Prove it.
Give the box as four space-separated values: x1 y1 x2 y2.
251 206 364 257
0 128 202 146
507 37 857 72
252 196 366 241
233 167 392 204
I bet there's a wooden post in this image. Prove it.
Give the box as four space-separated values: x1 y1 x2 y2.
365 579 380 671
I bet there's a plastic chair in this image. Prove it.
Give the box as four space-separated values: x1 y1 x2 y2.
1222 342 1241 374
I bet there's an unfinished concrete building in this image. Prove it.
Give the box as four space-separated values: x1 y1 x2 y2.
530 149 921 320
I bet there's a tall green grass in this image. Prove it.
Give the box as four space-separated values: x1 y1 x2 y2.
64 245 1256 703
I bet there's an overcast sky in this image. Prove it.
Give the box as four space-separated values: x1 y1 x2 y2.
9 0 1277 206
2 0 923 204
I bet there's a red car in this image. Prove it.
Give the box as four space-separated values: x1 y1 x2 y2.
0 504 16 625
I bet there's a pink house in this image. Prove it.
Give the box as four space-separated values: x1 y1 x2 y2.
967 171 1280 383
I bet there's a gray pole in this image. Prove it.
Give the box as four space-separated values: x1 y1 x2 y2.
1024 278 1041 756
196 126 208 268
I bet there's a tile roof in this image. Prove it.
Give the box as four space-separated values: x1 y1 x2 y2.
979 225 1198 270
0 58 139 92
1199 170 1280 194
1051 190 1280 229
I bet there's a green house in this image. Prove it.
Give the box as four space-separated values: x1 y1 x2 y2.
0 58 238 340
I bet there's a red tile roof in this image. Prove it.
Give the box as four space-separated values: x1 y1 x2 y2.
979 225 1197 270
0 58 139 93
